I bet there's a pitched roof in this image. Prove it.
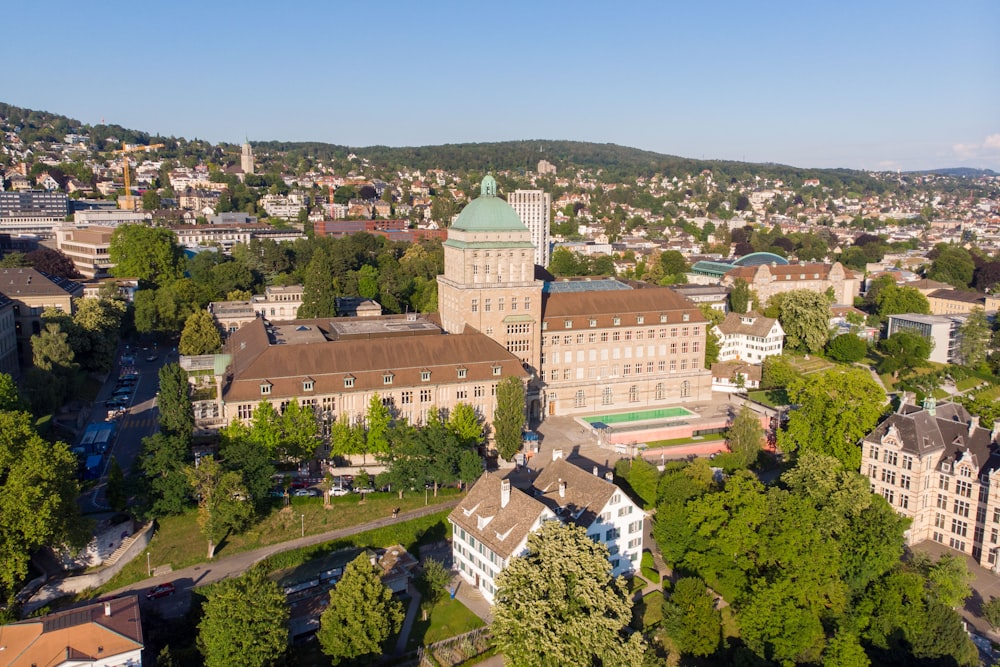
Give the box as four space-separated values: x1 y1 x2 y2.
449 474 551 560
0 595 143 667
714 311 780 338
927 288 987 304
724 262 856 281
223 317 527 402
541 285 704 326
710 360 762 382
532 459 620 527
0 267 83 299
865 401 998 473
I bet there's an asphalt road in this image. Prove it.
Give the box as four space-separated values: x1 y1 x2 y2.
82 345 171 513
114 500 460 618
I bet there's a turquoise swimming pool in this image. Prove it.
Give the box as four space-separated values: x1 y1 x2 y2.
583 406 696 425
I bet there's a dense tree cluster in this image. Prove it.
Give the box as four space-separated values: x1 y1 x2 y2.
648 454 977 666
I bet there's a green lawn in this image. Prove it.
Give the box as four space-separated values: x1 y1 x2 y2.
646 435 725 448
101 491 457 592
641 551 660 584
637 590 664 630
407 596 485 650
958 376 988 392
747 388 790 407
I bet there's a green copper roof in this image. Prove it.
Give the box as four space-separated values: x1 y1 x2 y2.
450 175 529 233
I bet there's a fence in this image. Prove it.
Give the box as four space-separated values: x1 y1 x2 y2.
416 627 493 667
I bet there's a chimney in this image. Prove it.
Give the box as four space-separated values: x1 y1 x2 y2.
500 478 510 509
970 416 980 436
104 601 111 617
558 479 566 498
552 449 563 462
605 471 614 482
592 465 599 476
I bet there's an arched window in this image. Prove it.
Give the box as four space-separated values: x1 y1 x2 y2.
602 386 613 405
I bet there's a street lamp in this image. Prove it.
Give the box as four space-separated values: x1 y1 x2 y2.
300 513 305 538
146 551 151 577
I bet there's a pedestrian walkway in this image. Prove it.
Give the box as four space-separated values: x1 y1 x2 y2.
451 575 493 623
32 500 460 615
394 583 422 655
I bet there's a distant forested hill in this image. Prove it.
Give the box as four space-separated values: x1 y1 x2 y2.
2 101 887 192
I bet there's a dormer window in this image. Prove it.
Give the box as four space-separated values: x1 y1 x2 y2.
421 370 431 382
492 365 502 376
260 382 272 395
383 373 394 385
457 367 468 379
660 314 667 323
344 376 355 388
302 379 314 392
636 315 644 324
682 313 690 322
589 319 597 328
613 317 621 326
564 320 572 329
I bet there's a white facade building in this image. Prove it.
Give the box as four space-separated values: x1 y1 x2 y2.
449 457 643 604
712 311 784 363
507 189 551 268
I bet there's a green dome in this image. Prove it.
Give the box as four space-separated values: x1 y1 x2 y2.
451 175 528 233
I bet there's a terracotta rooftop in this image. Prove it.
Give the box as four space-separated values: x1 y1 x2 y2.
541 286 704 326
0 595 143 667
714 311 780 338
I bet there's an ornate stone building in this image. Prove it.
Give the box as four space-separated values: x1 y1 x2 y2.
721 261 860 305
861 398 1000 569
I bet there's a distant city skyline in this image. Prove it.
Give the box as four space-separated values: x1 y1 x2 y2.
4 0 998 172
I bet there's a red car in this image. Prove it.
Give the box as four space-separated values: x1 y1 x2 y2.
145 582 176 600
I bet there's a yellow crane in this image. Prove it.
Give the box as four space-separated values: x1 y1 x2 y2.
113 142 164 210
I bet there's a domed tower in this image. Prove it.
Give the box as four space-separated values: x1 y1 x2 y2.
438 175 542 376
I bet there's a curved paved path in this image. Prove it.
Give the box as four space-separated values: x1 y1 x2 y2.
113 500 459 618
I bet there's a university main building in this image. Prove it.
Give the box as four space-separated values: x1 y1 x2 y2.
215 177 711 434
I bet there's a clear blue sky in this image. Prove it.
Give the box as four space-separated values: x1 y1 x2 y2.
4 0 998 171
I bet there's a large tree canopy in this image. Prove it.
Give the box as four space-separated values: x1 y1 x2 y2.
318 552 404 664
0 410 87 600
779 367 886 470
492 521 646 666
767 289 832 354
109 225 184 288
198 566 288 667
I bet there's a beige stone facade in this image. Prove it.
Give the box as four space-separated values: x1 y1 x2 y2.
861 399 1000 569
722 261 860 305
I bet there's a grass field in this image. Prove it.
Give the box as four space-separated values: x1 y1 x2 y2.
645 435 726 448
101 491 458 592
407 596 485 650
747 388 790 407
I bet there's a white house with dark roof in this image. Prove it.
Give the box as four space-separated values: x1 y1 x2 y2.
532 457 644 577
712 311 784 363
449 457 643 604
449 474 554 604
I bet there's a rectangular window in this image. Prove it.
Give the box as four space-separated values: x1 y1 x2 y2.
956 480 973 497
951 519 968 537
954 499 970 517
401 391 413 405
420 389 432 403
344 377 354 388
900 474 911 490
938 475 949 491
883 450 898 466
902 454 913 470
471 299 478 312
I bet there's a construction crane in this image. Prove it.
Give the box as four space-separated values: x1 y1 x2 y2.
113 142 164 210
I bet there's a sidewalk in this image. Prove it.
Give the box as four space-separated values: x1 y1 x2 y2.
29 500 459 615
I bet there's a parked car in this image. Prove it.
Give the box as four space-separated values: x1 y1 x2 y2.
145 582 175 600
145 354 159 362
105 396 128 408
330 486 349 497
293 488 314 497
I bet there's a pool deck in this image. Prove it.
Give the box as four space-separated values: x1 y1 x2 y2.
517 394 743 483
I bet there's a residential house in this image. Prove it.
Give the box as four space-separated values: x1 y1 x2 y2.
449 474 554 604
0 595 143 667
710 360 761 393
712 311 784 363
